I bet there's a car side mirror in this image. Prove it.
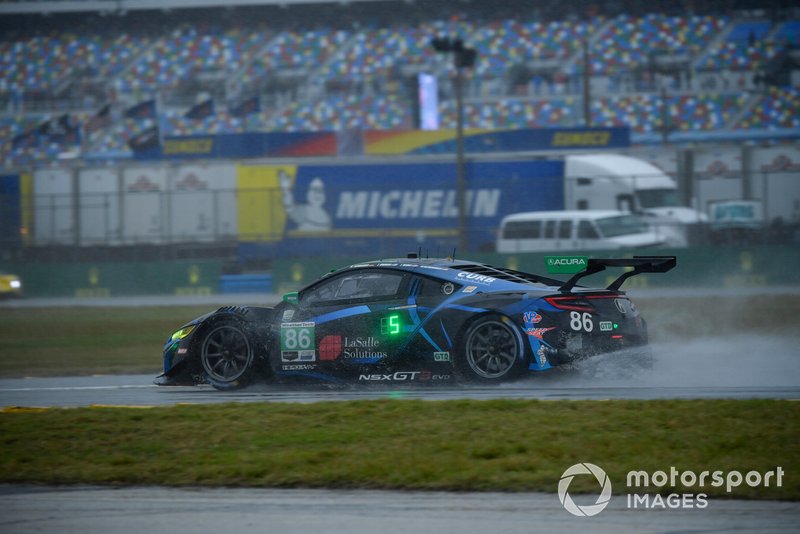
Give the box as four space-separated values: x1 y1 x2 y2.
283 291 299 305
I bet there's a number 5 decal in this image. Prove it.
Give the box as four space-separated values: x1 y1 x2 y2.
569 311 594 332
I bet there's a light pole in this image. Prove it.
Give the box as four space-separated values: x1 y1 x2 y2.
431 37 477 255
582 39 592 127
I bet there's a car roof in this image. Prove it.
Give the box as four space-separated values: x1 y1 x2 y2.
337 257 564 291
501 210 628 223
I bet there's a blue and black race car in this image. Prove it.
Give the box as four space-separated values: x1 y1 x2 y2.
155 255 675 390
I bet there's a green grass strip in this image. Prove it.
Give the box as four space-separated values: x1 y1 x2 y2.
1 399 797 499
0 306 210 377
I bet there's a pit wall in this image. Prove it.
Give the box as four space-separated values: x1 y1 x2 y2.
272 245 800 295
1 260 222 298
2 245 797 299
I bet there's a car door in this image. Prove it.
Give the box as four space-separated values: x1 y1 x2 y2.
278 268 410 378
399 273 463 368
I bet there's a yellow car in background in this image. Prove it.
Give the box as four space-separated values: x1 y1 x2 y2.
0 272 22 298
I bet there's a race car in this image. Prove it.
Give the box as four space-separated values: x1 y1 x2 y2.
155 255 675 390
0 272 22 298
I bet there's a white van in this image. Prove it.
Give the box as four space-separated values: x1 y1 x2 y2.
496 210 666 253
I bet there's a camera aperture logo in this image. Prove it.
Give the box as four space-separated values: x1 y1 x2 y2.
558 463 612 517
558 463 785 516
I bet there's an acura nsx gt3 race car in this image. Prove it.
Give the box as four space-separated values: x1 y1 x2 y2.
155 255 675 390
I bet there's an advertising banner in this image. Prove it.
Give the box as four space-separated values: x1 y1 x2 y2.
133 128 629 160
151 132 338 160
238 160 565 257
364 127 630 155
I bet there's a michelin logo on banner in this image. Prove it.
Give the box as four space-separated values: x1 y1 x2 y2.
280 172 501 230
275 160 564 253
336 189 501 219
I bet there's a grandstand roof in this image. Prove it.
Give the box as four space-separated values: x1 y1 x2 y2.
3 0 796 20
0 0 399 15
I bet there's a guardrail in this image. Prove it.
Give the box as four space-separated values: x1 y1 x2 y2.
1 245 797 299
270 245 800 294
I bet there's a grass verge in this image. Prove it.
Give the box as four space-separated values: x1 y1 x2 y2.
1 399 797 499
0 306 210 377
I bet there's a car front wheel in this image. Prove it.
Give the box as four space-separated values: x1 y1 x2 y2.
200 321 255 390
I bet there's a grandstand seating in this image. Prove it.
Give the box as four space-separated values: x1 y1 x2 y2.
1 112 89 167
88 118 157 155
118 25 265 91
440 97 577 129
271 93 411 131
590 14 725 74
466 19 595 78
736 86 800 129
320 26 440 80
590 93 748 133
696 20 800 70
319 16 503 80
0 31 149 92
244 28 350 85
163 110 243 136
0 8 798 167
775 20 800 45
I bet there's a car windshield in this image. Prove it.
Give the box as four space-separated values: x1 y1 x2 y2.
595 214 650 237
636 188 681 208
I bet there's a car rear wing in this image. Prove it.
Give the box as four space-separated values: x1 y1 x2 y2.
559 256 677 293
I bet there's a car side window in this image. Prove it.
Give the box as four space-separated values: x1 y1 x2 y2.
301 271 404 305
415 276 458 299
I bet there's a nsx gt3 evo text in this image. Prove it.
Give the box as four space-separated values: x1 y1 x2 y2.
155 255 675 390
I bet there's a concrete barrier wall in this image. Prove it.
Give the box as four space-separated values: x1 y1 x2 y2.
2 260 222 298
271 245 800 295
3 245 796 299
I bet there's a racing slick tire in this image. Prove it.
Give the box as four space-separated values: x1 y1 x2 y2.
199 320 255 391
457 314 528 382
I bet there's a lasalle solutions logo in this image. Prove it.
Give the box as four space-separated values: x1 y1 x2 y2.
558 463 612 517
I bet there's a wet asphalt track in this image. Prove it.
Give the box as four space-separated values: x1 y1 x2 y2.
2 485 799 534
1 371 799 409
2 289 798 532
2 286 800 408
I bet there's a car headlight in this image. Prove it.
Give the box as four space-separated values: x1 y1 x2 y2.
9 280 21 289
170 324 197 342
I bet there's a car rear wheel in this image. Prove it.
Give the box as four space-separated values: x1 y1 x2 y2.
459 315 527 381
200 321 254 390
